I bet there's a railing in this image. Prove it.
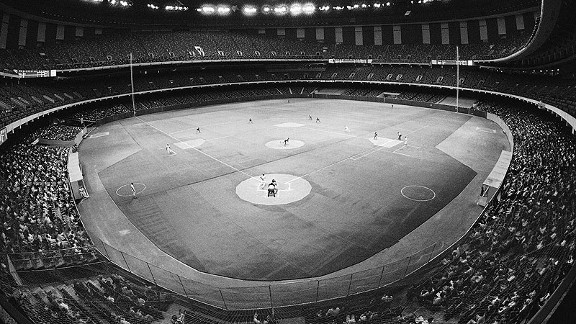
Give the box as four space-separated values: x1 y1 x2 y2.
88 232 442 310
7 246 98 271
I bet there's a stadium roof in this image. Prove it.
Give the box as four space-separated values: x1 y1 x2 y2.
0 0 539 27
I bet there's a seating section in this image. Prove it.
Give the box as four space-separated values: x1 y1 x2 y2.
0 129 95 269
12 272 170 324
3 65 576 130
0 29 534 71
36 125 84 141
414 101 576 323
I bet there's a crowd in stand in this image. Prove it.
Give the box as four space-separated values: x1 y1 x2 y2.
3 64 576 131
304 293 442 324
413 101 576 323
36 124 84 141
0 28 534 72
0 130 92 258
10 272 170 324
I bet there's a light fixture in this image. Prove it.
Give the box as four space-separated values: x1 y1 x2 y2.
242 5 257 15
274 4 288 15
302 3 315 14
217 5 231 15
166 4 188 11
290 3 302 15
261 4 272 14
199 4 215 14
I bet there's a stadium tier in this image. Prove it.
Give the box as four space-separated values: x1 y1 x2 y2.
2 65 576 129
0 31 535 70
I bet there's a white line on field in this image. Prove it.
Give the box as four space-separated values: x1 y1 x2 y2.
135 117 258 181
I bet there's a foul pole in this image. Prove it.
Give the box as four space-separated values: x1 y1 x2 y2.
130 52 136 117
455 46 460 113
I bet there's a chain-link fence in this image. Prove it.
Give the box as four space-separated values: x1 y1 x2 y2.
87 234 442 310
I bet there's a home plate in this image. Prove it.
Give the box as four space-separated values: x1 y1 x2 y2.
275 122 304 128
236 174 311 205
174 139 205 149
369 137 403 147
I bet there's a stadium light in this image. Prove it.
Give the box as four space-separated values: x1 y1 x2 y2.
261 4 272 14
274 4 288 15
217 5 231 15
109 0 132 7
290 3 302 15
147 3 159 9
318 5 330 11
242 5 258 15
302 3 315 14
199 4 216 14
166 5 188 11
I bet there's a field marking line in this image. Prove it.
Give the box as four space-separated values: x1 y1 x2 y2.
393 151 413 158
286 143 385 184
116 183 147 197
350 146 387 160
286 156 354 184
286 133 410 183
303 126 359 138
135 117 258 181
